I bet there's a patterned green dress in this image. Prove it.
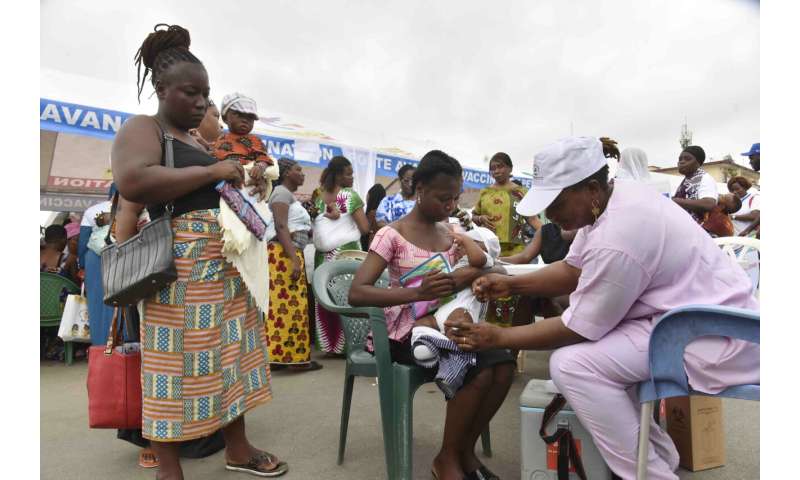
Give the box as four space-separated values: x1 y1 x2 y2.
312 187 364 354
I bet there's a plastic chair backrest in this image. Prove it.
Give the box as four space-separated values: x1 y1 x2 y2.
645 305 759 401
40 272 80 322
714 236 760 264
333 250 368 262
311 259 388 354
714 236 760 297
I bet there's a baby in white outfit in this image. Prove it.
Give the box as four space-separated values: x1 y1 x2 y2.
410 226 501 361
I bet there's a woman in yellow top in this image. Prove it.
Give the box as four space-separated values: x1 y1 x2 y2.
470 153 531 327
472 152 530 257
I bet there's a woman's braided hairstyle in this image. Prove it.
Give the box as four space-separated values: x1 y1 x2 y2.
134 24 203 102
599 137 620 160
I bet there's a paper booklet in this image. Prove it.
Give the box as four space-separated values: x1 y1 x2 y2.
399 253 454 319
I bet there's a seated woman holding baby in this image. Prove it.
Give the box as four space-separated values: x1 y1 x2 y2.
349 150 514 480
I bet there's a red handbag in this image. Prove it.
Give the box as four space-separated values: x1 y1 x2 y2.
87 307 142 429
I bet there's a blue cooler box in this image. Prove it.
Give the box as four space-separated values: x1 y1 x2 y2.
520 379 613 480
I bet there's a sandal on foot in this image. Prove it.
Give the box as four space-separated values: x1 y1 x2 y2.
467 465 500 480
138 448 159 469
433 468 470 480
478 465 500 480
226 452 288 477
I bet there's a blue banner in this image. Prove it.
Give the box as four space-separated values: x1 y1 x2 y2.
40 98 133 140
375 154 531 190
39 98 531 190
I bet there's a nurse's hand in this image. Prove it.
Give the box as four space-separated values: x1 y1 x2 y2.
445 319 501 352
472 273 512 301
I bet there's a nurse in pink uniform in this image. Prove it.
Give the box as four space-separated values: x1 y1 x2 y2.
447 137 759 480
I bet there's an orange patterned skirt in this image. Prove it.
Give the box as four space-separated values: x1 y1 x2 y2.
140 209 272 442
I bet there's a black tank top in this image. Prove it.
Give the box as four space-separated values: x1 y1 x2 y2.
147 139 220 219
539 223 570 264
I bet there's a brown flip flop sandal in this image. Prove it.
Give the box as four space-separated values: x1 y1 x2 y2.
226 452 288 477
138 448 159 469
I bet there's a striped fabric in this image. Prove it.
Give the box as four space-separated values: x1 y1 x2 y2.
412 330 476 400
140 209 272 442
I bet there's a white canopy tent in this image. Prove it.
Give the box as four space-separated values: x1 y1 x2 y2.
40 68 530 216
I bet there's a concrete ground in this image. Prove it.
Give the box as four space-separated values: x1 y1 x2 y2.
41 350 758 479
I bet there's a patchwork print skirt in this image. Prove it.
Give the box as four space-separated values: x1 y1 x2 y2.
140 209 272 442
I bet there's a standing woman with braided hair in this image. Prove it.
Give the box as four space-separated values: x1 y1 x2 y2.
112 24 287 479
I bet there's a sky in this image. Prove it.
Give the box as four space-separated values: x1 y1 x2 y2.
40 0 760 171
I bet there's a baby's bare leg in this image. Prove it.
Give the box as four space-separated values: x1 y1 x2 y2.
412 314 441 362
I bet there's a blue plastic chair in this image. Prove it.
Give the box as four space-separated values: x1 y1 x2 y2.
635 305 760 479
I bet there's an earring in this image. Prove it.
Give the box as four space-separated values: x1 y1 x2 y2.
591 200 601 223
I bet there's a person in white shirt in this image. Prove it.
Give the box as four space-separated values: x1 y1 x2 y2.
727 176 760 237
727 176 760 291
672 145 717 224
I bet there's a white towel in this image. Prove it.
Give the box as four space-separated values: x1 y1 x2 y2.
216 162 279 313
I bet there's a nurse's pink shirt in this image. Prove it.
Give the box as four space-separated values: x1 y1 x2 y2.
562 180 759 393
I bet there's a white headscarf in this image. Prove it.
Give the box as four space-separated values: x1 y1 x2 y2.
616 147 651 181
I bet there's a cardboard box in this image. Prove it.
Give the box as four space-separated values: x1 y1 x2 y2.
665 396 725 471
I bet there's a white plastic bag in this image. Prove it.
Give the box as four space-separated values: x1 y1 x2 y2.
58 285 91 343
313 213 361 253
87 225 110 255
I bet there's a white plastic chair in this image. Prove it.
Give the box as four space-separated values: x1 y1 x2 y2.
714 237 760 298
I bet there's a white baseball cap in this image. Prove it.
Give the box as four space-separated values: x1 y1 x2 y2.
220 92 259 118
516 136 608 216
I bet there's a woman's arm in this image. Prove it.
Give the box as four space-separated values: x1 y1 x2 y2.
270 202 302 281
739 212 760 237
348 251 456 307
501 231 542 264
111 116 243 204
447 315 586 352
63 256 81 285
114 198 144 243
351 207 370 236
473 260 581 301
734 211 759 222
449 265 508 291
672 197 716 214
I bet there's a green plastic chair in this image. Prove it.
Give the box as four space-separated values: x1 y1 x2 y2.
40 272 80 365
312 259 491 480
312 259 389 465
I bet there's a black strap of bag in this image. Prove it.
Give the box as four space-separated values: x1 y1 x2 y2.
539 394 588 480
